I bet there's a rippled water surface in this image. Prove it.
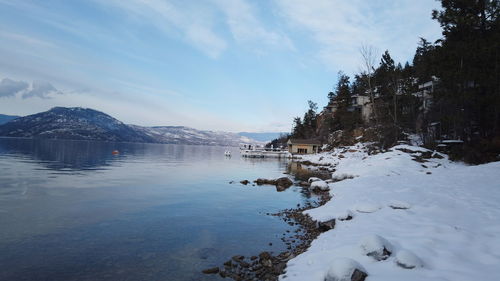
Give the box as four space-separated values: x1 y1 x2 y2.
0 138 317 281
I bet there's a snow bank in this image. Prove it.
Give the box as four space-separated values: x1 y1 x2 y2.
281 143 500 281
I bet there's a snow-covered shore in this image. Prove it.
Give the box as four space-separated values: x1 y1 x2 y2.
281 143 500 281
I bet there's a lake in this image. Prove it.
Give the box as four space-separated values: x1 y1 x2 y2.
0 138 318 281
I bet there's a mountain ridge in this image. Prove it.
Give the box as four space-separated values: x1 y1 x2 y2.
0 107 262 146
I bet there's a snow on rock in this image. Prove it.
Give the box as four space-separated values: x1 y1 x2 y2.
309 177 323 183
354 203 382 213
359 235 393 261
336 210 354 221
324 258 367 281
388 200 411 210
395 250 423 269
310 180 330 191
281 142 500 281
332 173 355 182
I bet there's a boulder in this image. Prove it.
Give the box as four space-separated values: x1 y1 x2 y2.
317 219 336 232
254 177 293 191
275 177 293 188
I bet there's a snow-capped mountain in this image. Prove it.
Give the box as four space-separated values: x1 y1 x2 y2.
130 125 258 146
0 107 260 146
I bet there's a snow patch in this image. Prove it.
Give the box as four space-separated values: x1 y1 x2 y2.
395 250 423 269
324 258 367 281
354 203 382 213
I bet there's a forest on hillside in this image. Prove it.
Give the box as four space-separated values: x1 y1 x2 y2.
270 0 500 163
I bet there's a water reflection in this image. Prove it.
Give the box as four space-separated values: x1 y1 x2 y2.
0 138 320 281
287 161 331 181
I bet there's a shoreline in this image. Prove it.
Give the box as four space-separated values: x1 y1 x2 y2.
203 166 334 280
206 142 500 281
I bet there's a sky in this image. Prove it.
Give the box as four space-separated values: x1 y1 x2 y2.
0 0 443 132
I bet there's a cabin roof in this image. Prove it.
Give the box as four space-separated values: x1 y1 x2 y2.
287 139 321 145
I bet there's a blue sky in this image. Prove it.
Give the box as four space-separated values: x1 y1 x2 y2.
0 0 442 132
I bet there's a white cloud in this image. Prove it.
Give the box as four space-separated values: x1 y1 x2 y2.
274 0 442 73
22 80 61 99
0 78 61 99
0 78 29 97
103 0 227 58
213 0 294 52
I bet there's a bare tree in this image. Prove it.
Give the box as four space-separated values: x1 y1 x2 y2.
359 44 379 124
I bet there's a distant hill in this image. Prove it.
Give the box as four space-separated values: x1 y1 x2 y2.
0 107 261 146
238 132 287 142
131 125 258 146
0 114 20 125
0 107 154 142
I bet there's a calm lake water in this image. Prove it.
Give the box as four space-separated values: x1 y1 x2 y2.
0 138 318 281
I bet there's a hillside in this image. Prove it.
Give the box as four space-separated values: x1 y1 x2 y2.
0 107 155 143
130 125 257 146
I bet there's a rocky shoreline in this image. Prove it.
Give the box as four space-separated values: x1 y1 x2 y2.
203 177 333 281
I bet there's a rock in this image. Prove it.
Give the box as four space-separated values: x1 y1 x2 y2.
202 267 220 274
338 154 345 158
298 181 311 188
317 219 336 232
254 178 274 185
259 251 271 260
395 250 423 269
273 262 286 275
324 258 367 281
351 269 368 281
276 185 288 192
336 210 354 221
359 235 393 261
240 180 250 185
232 255 244 262
275 177 293 188
254 177 293 190
261 259 273 268
310 180 330 191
